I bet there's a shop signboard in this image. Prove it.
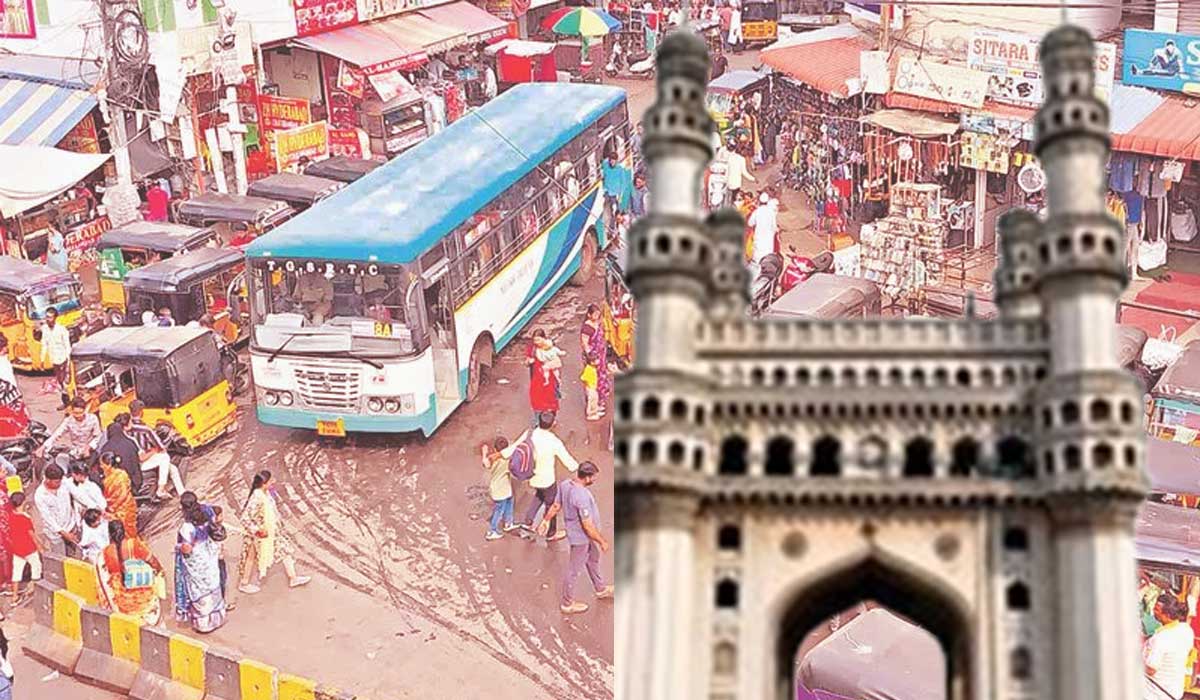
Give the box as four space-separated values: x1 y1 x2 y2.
357 0 438 21
894 57 988 109
65 215 112 273
329 127 367 158
259 95 312 132
1122 29 1200 96
0 0 35 38
959 113 1034 142
294 0 359 38
58 115 101 155
275 121 330 170
959 132 1010 174
968 29 1116 105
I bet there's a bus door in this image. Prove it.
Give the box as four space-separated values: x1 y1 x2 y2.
422 262 460 410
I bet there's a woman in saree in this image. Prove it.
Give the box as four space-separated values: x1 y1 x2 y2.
96 521 164 626
579 304 612 447
525 329 559 423
174 507 227 633
238 470 310 594
99 451 138 539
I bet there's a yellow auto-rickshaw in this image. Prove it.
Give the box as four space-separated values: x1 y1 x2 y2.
741 0 779 45
96 222 219 326
123 246 248 345
69 326 239 451
0 257 91 371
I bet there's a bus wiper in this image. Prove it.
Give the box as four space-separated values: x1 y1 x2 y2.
267 332 299 364
334 350 384 370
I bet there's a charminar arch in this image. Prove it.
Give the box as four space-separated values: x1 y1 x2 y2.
615 22 1146 700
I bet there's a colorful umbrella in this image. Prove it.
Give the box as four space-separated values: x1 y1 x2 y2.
541 7 621 37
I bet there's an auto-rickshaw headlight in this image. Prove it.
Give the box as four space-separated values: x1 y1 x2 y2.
264 391 279 406
279 392 294 406
384 399 400 413
367 397 384 413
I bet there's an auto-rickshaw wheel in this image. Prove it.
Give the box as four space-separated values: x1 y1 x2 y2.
571 235 598 286
107 309 125 327
155 422 194 457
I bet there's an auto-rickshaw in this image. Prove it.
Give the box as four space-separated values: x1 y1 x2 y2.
0 257 93 371
764 273 882 320
304 156 381 183
706 69 770 135
245 172 345 212
123 246 248 345
96 221 219 326
741 0 779 45
68 326 239 451
174 193 295 247
1148 339 1200 447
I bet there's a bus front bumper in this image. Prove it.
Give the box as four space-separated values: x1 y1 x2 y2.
256 401 438 438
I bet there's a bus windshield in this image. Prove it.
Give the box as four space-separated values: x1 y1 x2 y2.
249 259 430 357
26 282 82 319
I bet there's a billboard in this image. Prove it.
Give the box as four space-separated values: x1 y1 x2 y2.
968 29 1116 105
1122 29 1200 95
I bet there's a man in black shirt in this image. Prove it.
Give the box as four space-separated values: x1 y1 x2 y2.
100 413 142 493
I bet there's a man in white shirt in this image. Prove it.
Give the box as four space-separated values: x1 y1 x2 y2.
509 411 580 542
40 307 72 409
34 463 80 557
1145 593 1196 700
748 192 779 278
728 1 743 51
723 141 755 206
483 65 498 102
66 462 106 520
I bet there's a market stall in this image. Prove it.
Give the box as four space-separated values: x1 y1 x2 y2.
484 39 559 86
858 183 950 308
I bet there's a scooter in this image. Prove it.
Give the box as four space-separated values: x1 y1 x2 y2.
0 419 49 485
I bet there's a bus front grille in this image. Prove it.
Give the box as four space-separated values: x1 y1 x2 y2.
293 366 361 410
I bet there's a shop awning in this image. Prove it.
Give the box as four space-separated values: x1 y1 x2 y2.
1109 83 1164 135
419 2 508 44
883 92 1036 122
1111 92 1200 161
484 39 556 57
0 78 98 147
0 144 110 218
761 34 874 98
864 108 958 139
384 14 469 55
292 13 465 74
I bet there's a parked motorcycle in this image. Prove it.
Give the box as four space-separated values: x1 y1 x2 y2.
0 419 49 485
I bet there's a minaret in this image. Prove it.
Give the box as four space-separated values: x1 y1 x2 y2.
615 29 714 700
1032 25 1146 700
707 208 752 316
993 209 1042 319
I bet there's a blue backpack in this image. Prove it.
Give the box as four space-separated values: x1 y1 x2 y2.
508 432 535 481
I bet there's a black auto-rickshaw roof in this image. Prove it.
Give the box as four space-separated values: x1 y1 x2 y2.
246 173 345 206
123 246 244 294
0 257 76 294
97 221 217 253
708 69 769 92
176 193 294 223
304 156 381 183
71 325 213 363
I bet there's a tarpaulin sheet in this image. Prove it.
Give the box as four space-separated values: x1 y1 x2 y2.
0 144 109 218
1111 92 1200 161
761 35 873 98
865 108 958 139
419 1 508 43
0 78 97 147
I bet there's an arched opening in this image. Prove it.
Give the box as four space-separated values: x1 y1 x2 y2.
949 438 979 476
996 437 1034 479
1006 581 1031 611
713 641 737 677
642 396 661 420
903 437 935 477
667 441 686 465
719 435 749 476
669 399 688 421
810 436 841 477
1010 646 1033 681
765 437 796 477
716 579 739 609
777 558 970 700
718 524 741 551
1003 527 1029 552
638 440 658 464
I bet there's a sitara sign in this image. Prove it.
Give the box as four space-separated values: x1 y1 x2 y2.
275 121 330 170
968 29 1116 105
1122 29 1200 96
259 95 311 132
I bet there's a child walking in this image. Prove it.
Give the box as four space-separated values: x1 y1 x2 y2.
8 492 39 610
581 352 601 421
482 437 516 541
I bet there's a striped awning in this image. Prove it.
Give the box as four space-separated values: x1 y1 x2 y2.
0 78 98 147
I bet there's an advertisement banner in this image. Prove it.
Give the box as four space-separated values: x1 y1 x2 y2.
969 29 1116 105
275 121 330 170
0 0 35 38
57 115 101 154
294 0 359 38
1122 29 1200 95
259 95 311 132
357 0 437 22
894 57 988 108
329 127 367 158
65 215 112 273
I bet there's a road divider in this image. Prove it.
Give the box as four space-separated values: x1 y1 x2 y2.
23 553 362 700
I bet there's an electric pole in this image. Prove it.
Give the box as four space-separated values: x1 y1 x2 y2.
95 0 145 227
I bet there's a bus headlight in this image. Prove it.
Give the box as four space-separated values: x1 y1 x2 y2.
264 391 279 406
279 392 294 406
384 398 400 413
367 398 384 413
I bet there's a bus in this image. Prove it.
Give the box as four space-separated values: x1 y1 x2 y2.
243 83 634 437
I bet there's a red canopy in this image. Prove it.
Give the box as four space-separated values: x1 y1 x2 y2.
761 36 874 98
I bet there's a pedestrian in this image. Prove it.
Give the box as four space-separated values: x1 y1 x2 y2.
180 492 231 605
631 172 649 219
1144 593 1194 700
45 226 68 272
101 416 143 494
66 461 106 521
723 139 755 207
601 150 630 230
727 0 743 52
175 505 228 633
537 461 612 614
7 492 38 609
96 520 165 626
748 191 779 279
79 508 109 563
481 438 516 541
99 450 138 539
581 351 601 424
718 1 732 49
38 307 71 409
145 180 170 222
0 626 13 700
156 307 176 327
762 112 779 164
237 470 311 594
514 411 578 542
33 464 79 557
0 486 12 588
580 304 611 419
128 400 185 500
526 329 560 423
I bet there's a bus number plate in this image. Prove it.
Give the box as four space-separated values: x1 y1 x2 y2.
373 322 393 338
316 418 345 437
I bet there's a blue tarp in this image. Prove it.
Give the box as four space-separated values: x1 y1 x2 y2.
245 83 627 265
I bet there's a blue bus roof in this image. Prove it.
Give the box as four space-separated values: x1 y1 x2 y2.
245 83 627 265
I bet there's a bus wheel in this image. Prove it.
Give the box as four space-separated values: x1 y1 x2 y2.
465 336 493 403
571 234 597 286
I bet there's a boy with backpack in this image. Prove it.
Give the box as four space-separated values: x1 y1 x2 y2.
482 437 517 541
504 411 579 542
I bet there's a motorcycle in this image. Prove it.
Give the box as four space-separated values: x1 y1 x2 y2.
749 248 836 317
0 419 49 485
605 42 656 80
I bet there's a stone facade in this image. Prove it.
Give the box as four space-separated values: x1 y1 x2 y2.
615 25 1147 700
